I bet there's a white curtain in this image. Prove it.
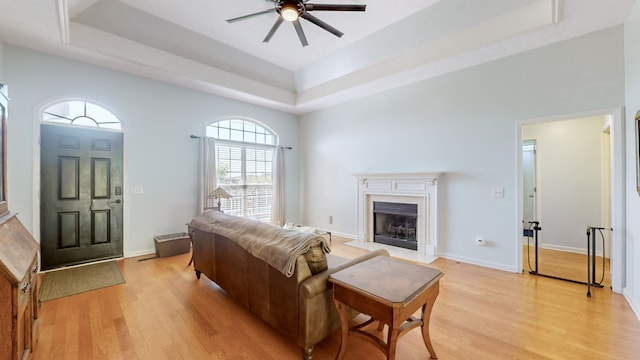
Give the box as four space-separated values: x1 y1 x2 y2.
199 137 217 212
270 145 286 226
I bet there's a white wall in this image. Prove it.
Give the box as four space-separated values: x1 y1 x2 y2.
300 26 625 272
522 116 605 253
624 0 640 319
0 42 4 83
3 45 301 257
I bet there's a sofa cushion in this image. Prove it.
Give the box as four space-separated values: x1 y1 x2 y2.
304 245 328 274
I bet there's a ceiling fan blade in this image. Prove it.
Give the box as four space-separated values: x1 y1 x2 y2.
263 17 284 43
301 12 343 38
226 8 276 23
305 4 366 11
292 20 309 47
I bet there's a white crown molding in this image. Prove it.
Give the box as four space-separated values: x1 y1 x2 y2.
57 0 70 44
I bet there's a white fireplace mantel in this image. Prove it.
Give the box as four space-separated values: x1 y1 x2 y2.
354 172 443 259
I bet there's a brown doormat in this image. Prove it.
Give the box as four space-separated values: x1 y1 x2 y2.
39 261 125 302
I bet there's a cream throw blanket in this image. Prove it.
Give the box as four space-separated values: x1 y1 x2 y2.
190 211 330 278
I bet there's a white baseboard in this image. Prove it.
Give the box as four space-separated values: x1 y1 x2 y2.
125 248 156 258
438 252 519 273
623 288 640 321
314 229 355 240
535 243 606 258
330 231 518 272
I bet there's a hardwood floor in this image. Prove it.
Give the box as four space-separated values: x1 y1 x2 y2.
33 236 640 360
523 244 611 287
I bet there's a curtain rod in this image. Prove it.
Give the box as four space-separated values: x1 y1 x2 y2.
190 135 292 149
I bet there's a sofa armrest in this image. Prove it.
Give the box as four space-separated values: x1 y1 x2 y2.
299 249 389 299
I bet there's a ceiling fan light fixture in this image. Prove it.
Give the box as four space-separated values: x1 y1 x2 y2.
227 1 367 46
281 5 299 22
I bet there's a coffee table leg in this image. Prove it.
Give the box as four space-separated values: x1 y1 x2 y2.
386 326 400 360
421 299 438 359
333 300 350 360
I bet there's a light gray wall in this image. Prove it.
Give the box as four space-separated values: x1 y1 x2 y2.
4 45 301 257
0 42 4 83
624 0 640 319
300 26 625 271
522 116 605 253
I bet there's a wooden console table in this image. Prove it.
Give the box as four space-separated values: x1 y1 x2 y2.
329 256 443 360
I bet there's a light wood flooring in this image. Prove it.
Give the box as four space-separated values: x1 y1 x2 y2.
33 236 640 360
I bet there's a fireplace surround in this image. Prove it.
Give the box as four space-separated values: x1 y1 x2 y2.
353 172 442 261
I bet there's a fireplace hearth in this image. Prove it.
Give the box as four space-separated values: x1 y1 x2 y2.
373 202 418 250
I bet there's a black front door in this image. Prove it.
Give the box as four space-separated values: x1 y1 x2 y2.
40 124 123 270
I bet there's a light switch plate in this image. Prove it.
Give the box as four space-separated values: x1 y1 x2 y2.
491 187 504 198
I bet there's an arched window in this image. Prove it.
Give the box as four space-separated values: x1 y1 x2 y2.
206 119 276 222
42 100 121 130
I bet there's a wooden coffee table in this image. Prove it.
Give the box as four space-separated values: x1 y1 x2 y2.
329 256 444 360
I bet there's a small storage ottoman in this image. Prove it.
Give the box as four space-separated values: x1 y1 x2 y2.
154 232 190 257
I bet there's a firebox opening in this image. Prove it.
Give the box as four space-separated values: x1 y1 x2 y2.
373 201 418 250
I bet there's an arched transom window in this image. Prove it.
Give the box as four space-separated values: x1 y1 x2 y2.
206 119 276 222
42 100 121 130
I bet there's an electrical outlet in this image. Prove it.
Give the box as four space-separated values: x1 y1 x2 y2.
474 238 487 246
328 215 333 224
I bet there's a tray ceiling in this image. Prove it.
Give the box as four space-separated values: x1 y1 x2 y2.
0 0 634 114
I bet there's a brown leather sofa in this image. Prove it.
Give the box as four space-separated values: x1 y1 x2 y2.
188 211 388 359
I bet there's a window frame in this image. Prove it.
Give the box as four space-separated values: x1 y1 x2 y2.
207 119 277 222
42 100 122 130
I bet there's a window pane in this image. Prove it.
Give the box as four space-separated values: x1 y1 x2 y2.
216 145 242 185
44 102 71 119
218 120 230 129
246 148 272 185
66 101 86 119
207 119 275 145
209 119 277 222
43 101 121 130
265 134 274 145
230 129 243 141
205 126 218 138
86 103 119 125
230 120 244 130
73 116 98 127
246 185 272 222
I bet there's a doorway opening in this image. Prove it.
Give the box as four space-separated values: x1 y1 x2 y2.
517 108 624 294
522 139 537 239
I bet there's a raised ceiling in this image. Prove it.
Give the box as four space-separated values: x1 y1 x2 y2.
0 0 634 114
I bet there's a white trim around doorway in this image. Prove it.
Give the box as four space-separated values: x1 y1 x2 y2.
516 107 625 293
32 97 130 262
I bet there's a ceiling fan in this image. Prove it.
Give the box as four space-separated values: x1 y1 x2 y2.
226 0 367 47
